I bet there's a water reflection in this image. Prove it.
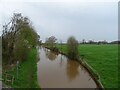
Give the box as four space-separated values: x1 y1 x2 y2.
66 59 80 81
45 49 58 61
59 55 64 67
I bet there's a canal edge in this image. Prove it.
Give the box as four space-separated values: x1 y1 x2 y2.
44 46 104 89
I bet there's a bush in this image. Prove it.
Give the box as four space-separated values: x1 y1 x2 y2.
67 36 79 60
14 38 29 62
52 47 59 52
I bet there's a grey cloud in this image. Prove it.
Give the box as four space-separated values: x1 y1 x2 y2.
0 2 118 42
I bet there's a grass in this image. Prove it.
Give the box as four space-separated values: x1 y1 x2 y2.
3 48 40 88
57 44 118 88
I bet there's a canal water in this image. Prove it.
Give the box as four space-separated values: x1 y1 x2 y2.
37 47 97 88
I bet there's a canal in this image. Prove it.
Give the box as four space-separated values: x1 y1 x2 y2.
37 47 97 88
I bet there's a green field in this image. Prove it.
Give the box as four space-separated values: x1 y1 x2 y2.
57 44 118 88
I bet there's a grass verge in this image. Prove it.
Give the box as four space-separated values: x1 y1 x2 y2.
3 48 40 88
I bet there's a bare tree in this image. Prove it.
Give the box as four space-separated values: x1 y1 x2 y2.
82 39 86 44
45 36 57 48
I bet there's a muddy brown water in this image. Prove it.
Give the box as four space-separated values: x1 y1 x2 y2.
37 47 97 88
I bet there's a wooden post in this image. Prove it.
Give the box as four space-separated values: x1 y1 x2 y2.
16 61 19 79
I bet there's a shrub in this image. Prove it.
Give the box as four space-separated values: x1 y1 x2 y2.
67 36 79 60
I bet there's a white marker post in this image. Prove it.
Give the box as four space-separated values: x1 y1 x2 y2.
16 61 19 79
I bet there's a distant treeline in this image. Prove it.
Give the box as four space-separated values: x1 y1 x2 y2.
79 40 120 44
42 40 120 45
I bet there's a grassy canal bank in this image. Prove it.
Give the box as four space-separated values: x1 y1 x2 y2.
3 48 40 88
57 44 118 88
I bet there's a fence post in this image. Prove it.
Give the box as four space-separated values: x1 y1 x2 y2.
16 61 19 79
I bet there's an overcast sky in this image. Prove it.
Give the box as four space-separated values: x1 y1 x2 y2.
0 0 118 42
